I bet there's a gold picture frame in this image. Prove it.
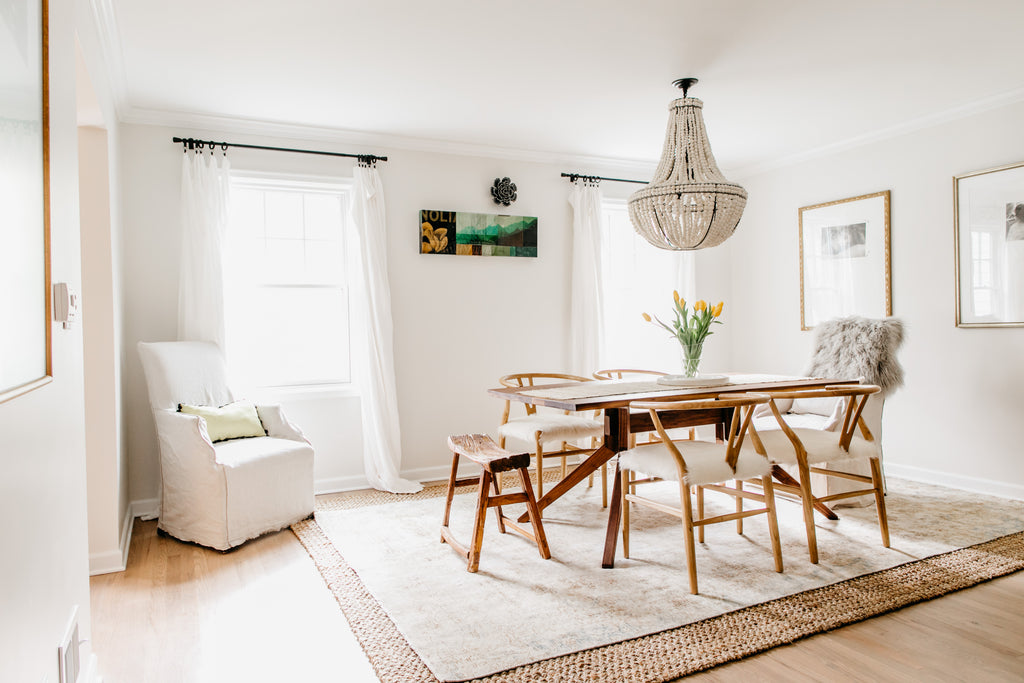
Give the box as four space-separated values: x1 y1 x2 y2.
954 160 1024 328
0 0 52 403
799 190 891 330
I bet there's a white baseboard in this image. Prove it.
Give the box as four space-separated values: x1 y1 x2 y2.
315 475 371 495
886 462 1024 501
88 505 136 576
132 497 160 520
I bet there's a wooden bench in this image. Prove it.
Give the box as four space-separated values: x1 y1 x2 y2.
442 434 551 572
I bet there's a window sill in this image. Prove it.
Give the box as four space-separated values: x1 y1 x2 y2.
246 383 360 403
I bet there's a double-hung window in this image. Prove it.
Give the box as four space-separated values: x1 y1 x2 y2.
225 174 352 389
598 198 694 371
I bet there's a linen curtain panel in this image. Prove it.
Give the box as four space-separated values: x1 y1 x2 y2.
350 165 422 494
178 151 231 349
568 180 605 377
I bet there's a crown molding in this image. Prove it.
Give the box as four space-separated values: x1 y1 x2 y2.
733 85 1024 180
87 0 129 120
118 104 660 175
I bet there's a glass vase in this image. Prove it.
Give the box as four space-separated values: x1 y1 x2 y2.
680 344 703 378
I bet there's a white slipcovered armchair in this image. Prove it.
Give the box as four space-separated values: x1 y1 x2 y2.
138 341 315 550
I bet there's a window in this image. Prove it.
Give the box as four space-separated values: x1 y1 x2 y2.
225 174 352 389
598 199 694 371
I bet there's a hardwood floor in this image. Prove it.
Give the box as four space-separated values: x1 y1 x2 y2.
90 515 1024 683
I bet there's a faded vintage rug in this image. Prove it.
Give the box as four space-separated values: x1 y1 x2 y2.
293 475 1024 683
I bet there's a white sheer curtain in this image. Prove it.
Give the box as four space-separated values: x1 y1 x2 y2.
349 164 422 494
568 180 605 377
598 198 695 373
178 150 231 348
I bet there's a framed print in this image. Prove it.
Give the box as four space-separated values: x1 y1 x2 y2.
799 190 891 330
0 0 52 402
954 160 1024 327
420 209 538 257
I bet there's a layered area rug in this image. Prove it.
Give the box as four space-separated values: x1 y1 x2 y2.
293 475 1024 682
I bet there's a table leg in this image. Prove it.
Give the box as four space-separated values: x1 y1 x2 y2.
602 459 623 568
771 465 839 521
516 444 616 523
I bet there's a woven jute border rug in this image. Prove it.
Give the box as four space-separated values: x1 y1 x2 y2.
292 476 1024 683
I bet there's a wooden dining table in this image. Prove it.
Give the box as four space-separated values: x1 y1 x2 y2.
487 374 857 568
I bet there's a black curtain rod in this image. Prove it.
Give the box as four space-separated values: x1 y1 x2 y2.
561 172 646 185
172 137 388 164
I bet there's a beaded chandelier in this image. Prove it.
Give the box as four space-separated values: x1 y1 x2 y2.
628 78 747 250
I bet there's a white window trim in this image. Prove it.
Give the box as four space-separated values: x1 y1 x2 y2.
226 170 356 397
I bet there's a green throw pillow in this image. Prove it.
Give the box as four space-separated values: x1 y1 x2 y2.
179 400 266 442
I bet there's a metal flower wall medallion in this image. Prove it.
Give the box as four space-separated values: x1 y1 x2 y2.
491 177 517 207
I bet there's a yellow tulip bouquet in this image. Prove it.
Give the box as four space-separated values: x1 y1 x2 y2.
643 292 724 377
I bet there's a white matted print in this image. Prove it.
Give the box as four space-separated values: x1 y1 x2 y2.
954 160 1024 327
799 191 891 330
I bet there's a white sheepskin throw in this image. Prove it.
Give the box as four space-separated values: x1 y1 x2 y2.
805 316 905 397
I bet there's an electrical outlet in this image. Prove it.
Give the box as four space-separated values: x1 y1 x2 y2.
57 607 80 683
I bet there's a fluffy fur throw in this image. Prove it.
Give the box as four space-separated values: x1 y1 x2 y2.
805 316 905 397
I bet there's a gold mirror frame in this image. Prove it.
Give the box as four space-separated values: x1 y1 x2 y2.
798 190 892 330
0 0 52 403
953 160 1024 328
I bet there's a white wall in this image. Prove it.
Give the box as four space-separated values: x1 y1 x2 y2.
0 0 95 679
76 0 131 575
120 123 670 501
730 100 1024 497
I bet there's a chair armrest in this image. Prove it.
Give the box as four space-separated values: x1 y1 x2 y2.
152 409 219 469
256 404 311 443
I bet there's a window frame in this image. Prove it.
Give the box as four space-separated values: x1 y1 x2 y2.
225 171 356 396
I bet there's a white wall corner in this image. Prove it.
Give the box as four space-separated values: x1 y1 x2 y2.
886 463 1024 502
131 497 160 521
84 0 129 118
88 504 134 576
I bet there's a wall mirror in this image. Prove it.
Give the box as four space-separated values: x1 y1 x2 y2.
799 190 891 330
954 160 1024 327
0 0 52 403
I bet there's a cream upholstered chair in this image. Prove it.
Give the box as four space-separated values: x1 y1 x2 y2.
497 373 604 505
619 393 782 594
138 341 314 550
752 316 904 506
753 384 889 564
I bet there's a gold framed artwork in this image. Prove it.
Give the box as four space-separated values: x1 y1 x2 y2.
0 0 52 403
799 190 891 330
954 160 1024 328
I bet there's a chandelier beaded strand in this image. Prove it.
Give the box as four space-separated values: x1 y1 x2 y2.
628 78 747 250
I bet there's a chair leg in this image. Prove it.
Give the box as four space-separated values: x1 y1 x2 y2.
534 435 544 515
679 479 699 594
870 458 891 548
696 485 705 543
441 452 460 542
518 467 551 559
621 467 631 559
735 479 744 535
467 472 491 573
762 474 784 573
490 472 506 534
601 461 608 508
797 457 819 564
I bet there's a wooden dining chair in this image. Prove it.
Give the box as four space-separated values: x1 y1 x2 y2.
751 384 889 564
497 373 604 508
619 393 783 594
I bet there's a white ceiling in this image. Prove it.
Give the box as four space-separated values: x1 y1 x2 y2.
103 0 1024 175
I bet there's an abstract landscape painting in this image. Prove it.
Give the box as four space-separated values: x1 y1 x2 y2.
420 209 537 257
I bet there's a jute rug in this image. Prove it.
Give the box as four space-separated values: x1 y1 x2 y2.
292 474 1024 683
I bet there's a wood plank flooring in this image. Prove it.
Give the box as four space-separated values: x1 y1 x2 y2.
90 515 1024 682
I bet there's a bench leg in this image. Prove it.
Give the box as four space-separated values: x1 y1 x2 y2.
441 452 460 542
518 467 551 560
467 472 491 572
491 471 506 534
